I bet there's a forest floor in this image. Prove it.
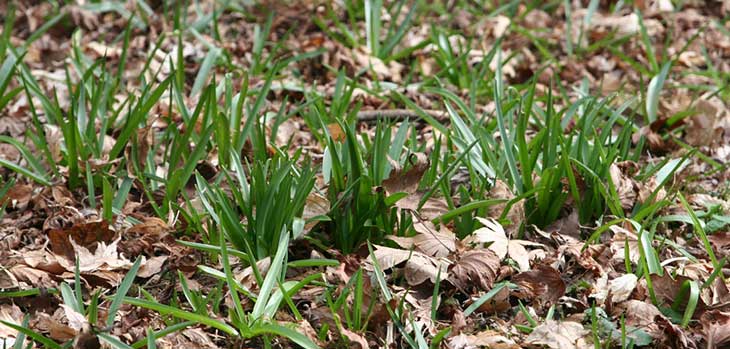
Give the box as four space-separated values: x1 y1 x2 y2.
2 1 730 348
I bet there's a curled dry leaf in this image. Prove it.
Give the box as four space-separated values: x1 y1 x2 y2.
448 248 500 291
60 304 88 331
590 273 638 304
525 320 590 349
466 217 543 271
371 245 448 286
513 264 566 305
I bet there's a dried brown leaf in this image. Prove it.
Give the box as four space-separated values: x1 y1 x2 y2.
701 310 730 349
48 221 116 261
382 153 429 195
513 264 565 305
448 248 500 291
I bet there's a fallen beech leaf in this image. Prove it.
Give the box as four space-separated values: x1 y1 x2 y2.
701 310 730 348
609 163 638 211
525 320 589 349
0 304 23 347
614 300 662 329
10 264 57 287
137 255 168 278
513 264 565 305
0 183 32 210
591 273 638 304
60 304 88 331
382 152 429 195
448 248 500 291
466 218 543 271
413 223 455 257
371 245 447 285
448 330 519 349
57 238 132 274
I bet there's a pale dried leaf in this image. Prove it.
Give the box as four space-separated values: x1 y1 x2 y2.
341 328 368 349
372 245 412 270
525 320 589 349
466 218 508 259
411 220 456 257
57 239 132 273
590 273 637 304
448 330 519 349
0 304 22 346
137 255 168 278
60 304 88 331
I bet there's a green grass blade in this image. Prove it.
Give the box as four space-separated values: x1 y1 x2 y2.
646 62 671 123
0 320 61 349
124 297 239 336
107 257 143 328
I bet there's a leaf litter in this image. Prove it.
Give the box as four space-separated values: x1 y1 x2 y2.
1 0 730 348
